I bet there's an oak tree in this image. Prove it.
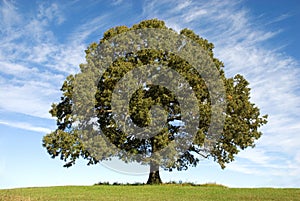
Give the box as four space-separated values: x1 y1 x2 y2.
43 19 267 184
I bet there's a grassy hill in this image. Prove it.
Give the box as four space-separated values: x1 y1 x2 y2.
0 184 299 201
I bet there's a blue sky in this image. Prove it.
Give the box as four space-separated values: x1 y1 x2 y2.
0 0 299 189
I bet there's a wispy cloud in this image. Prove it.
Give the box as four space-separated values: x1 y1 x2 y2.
0 1 100 120
0 80 59 118
0 0 21 27
37 2 65 25
111 0 124 6
68 14 110 43
0 61 33 77
0 120 52 133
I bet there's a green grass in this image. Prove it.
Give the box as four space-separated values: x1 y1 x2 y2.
0 185 299 201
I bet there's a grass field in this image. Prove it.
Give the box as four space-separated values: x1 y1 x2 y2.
0 185 300 201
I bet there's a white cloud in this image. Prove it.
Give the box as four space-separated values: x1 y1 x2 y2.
0 0 21 27
0 1 91 121
0 81 57 118
0 1 113 125
68 14 109 43
0 61 33 76
0 120 52 133
0 59 66 119
237 148 271 166
265 13 291 25
37 2 65 25
173 0 192 12
111 0 123 6
183 9 207 22
0 1 85 73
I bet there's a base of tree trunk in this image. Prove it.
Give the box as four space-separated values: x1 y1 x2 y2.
147 170 162 184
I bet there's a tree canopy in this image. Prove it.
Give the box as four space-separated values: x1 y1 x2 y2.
43 19 267 184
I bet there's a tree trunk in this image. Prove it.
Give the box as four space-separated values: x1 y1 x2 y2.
146 162 162 184
147 138 162 184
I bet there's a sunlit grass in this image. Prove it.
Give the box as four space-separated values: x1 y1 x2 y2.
0 185 299 201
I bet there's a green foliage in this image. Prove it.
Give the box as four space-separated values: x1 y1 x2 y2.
43 19 267 177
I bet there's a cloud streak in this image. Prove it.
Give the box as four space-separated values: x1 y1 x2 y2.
0 120 52 133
